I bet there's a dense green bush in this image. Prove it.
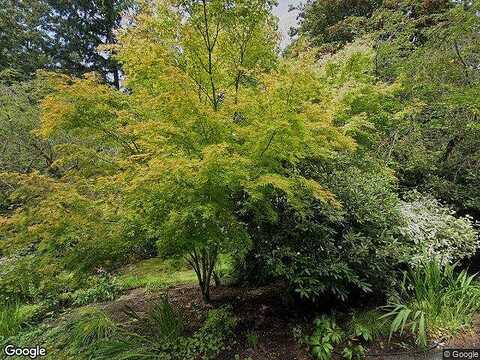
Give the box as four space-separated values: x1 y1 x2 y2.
0 254 117 307
0 256 42 304
242 156 406 302
240 155 479 304
174 306 237 359
0 255 86 306
348 309 389 343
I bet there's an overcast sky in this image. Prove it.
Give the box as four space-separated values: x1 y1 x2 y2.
273 0 302 48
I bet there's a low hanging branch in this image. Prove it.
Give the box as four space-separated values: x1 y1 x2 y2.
260 129 277 158
453 40 471 86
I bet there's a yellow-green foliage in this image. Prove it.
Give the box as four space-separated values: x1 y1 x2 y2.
1 0 398 302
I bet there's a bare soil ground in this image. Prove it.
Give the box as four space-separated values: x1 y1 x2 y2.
103 283 311 359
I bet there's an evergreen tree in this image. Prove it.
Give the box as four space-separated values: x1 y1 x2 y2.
0 0 134 86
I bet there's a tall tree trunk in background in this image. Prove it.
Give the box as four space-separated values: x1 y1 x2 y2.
105 0 120 89
111 62 120 90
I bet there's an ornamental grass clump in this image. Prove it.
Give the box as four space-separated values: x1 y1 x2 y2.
383 260 480 347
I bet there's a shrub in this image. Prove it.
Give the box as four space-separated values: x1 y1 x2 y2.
342 310 388 360
399 191 479 266
246 157 406 302
342 344 366 360
0 255 111 307
72 276 119 306
382 260 480 347
200 306 237 337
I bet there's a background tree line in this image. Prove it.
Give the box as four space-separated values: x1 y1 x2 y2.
1 0 133 86
291 0 480 220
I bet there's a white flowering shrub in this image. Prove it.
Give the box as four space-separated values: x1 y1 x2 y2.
399 191 479 266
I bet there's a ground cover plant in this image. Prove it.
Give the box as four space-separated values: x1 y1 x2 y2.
1 0 480 359
2 299 237 360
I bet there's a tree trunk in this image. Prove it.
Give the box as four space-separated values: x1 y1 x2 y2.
112 63 120 90
213 270 221 287
186 246 218 302
105 1 120 90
